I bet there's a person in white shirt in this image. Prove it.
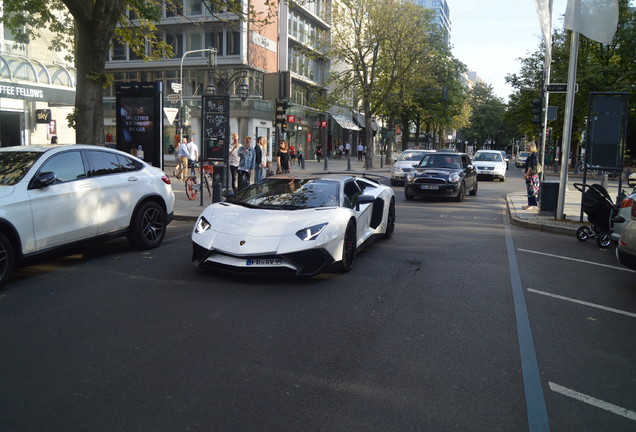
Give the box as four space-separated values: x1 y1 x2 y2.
186 137 199 166
228 132 242 193
357 143 364 161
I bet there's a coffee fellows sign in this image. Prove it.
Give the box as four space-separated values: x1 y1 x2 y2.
0 81 75 104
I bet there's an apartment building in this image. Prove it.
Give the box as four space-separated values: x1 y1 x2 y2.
103 0 347 160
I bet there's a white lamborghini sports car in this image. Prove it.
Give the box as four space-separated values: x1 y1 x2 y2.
191 174 395 276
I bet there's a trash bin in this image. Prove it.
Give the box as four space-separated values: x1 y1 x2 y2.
540 181 559 214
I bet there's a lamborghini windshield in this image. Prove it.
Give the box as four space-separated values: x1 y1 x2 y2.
228 178 340 209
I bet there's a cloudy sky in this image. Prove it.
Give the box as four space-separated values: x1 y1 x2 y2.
449 0 569 100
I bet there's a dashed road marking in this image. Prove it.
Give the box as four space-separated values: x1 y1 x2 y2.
549 382 636 421
528 288 636 319
518 248 635 273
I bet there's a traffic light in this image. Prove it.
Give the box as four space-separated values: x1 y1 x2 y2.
281 121 287 133
530 99 542 124
275 99 289 124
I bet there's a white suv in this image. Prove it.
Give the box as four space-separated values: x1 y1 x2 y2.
472 150 507 181
0 144 175 288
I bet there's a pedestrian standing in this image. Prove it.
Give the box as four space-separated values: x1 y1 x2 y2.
238 136 255 191
254 136 265 182
297 145 304 167
523 142 540 210
277 140 290 174
357 142 364 161
289 144 296 166
175 137 189 180
344 141 351 158
229 132 241 192
186 136 199 169
316 144 323 162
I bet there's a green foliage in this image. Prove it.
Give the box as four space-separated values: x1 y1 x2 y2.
505 0 636 156
458 83 507 148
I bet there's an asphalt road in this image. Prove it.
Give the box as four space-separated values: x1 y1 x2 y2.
0 170 634 432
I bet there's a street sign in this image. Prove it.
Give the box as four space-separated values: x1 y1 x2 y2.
163 108 179 125
546 83 578 93
167 93 180 103
171 83 182 92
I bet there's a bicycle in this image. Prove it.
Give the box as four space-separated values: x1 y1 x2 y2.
185 162 213 201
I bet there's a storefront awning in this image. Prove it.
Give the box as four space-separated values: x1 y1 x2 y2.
353 111 379 131
331 114 360 131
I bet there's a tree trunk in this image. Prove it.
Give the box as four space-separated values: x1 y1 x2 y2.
65 0 125 145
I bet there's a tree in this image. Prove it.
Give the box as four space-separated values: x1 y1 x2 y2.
505 0 636 163
1 0 271 146
458 83 506 150
328 0 444 167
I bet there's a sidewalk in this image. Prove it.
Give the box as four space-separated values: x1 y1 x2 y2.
162 154 603 236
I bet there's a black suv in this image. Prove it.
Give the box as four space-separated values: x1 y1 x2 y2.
404 151 478 202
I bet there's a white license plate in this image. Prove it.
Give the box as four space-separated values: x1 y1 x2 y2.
246 258 282 266
421 184 439 190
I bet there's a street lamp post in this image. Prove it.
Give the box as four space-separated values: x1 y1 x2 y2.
179 48 218 147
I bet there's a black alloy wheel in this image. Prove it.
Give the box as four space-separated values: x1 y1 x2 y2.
128 201 167 250
0 232 15 289
382 198 396 239
340 220 357 272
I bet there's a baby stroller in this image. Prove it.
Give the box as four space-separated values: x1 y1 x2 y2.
573 183 619 248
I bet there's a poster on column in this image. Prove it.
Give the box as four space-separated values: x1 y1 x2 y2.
116 82 163 168
201 94 230 162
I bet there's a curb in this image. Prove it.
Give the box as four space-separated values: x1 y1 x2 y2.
506 195 580 237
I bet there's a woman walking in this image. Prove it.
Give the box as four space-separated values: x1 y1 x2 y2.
522 142 540 210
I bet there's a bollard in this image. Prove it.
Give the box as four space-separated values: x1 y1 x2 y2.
212 173 222 203
323 157 328 170
347 157 352 171
301 157 305 170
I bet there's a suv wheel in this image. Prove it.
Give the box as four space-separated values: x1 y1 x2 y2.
0 232 15 289
128 201 167 250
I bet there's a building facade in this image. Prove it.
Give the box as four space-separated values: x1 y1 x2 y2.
0 9 76 148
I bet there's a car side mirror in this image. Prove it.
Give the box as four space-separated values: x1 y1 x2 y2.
29 171 57 189
355 194 375 211
628 177 636 188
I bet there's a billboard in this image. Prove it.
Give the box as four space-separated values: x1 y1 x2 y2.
116 82 163 168
586 92 629 169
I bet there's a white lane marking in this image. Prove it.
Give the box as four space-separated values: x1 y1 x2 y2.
518 248 636 273
528 288 636 319
549 382 636 421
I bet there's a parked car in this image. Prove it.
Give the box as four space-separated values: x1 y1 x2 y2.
0 144 175 288
611 174 636 242
404 151 478 202
472 150 507 181
516 151 530 168
617 219 636 271
192 174 395 276
390 149 435 185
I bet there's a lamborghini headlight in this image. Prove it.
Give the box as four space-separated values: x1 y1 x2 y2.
194 215 212 234
296 223 328 241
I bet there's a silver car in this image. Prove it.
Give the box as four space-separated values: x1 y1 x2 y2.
391 149 435 185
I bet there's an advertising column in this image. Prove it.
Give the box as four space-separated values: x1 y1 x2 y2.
116 82 164 168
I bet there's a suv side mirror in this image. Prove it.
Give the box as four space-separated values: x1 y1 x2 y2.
29 171 57 189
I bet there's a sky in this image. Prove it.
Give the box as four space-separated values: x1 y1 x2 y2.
450 0 568 100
